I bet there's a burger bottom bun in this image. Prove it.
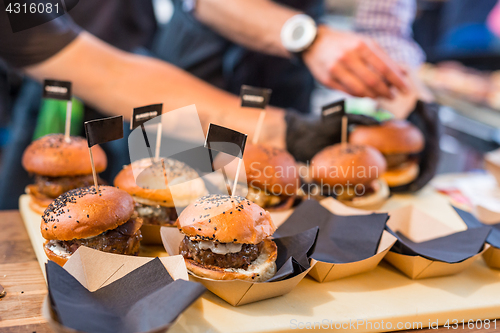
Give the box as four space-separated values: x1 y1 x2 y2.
185 239 278 282
44 242 69 267
340 179 390 210
28 194 52 215
266 195 295 212
382 162 419 187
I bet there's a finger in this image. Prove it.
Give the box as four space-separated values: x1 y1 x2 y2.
314 71 348 92
330 64 377 98
359 44 409 94
342 54 392 99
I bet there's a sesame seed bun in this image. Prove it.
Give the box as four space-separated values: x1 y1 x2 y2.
22 134 107 177
114 158 207 207
177 194 276 244
311 143 387 186
185 239 277 282
41 186 135 241
215 144 300 195
350 120 424 155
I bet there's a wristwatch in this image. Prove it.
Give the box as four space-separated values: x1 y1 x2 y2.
280 14 318 56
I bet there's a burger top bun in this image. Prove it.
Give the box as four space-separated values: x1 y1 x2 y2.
22 134 107 177
114 158 207 207
215 144 299 195
41 186 134 241
350 120 424 155
178 194 276 244
311 143 387 186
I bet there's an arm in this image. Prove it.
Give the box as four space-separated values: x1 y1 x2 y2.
194 0 298 58
24 32 286 148
194 0 408 99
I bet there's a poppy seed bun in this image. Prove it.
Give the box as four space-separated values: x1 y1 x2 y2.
22 134 107 177
311 144 387 186
41 186 134 241
43 243 69 266
114 158 207 207
177 194 276 244
381 161 420 187
215 144 299 195
350 120 424 155
185 239 277 282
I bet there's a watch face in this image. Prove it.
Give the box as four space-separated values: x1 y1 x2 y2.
281 14 317 53
293 25 306 41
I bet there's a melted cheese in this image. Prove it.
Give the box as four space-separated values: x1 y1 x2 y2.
47 240 71 258
192 240 243 254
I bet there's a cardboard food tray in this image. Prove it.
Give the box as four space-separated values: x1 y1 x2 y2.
19 190 500 332
385 205 490 279
161 226 313 306
42 247 188 333
272 197 398 283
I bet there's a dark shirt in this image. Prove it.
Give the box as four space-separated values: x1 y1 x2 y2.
0 0 156 68
0 10 80 68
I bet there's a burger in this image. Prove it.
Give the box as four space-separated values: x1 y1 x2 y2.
177 194 277 282
215 143 299 211
41 185 142 266
22 134 107 214
311 143 389 209
114 158 207 243
350 120 424 187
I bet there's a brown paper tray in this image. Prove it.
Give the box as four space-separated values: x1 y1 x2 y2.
161 226 312 306
41 247 186 333
302 198 397 282
309 231 397 282
385 205 489 279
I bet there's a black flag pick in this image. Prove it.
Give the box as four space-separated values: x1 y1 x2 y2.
204 123 247 196
43 79 73 142
240 85 272 144
84 116 124 191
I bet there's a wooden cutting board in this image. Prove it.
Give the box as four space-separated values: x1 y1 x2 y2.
19 189 500 333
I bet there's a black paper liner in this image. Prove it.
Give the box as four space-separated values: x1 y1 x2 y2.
267 227 318 282
274 200 389 264
387 223 491 264
455 207 500 248
46 258 206 333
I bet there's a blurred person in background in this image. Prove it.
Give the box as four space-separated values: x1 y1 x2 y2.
153 0 425 117
0 0 435 209
487 0 500 38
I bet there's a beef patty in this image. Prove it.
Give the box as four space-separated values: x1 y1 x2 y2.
384 154 410 169
32 174 105 199
48 218 142 256
180 236 262 269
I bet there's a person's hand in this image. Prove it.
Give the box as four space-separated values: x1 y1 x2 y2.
285 109 380 162
378 66 434 120
302 26 409 99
